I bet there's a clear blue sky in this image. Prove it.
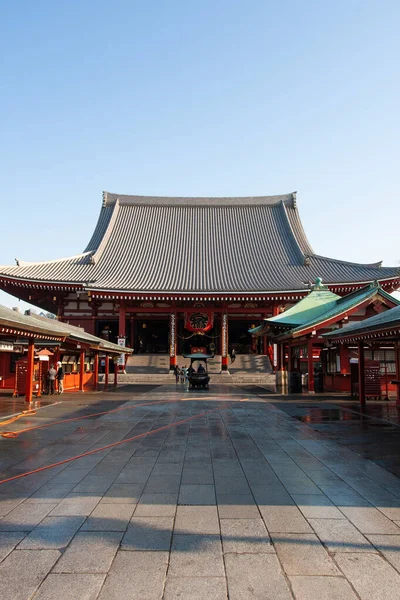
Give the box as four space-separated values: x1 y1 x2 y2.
1 0 399 309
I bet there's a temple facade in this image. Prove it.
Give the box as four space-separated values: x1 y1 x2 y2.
0 191 399 372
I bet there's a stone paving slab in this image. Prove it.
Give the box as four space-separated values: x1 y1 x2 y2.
179 483 216 505
163 576 227 600
0 532 26 561
220 517 274 553
33 573 106 600
334 552 400 599
97 550 168 600
17 516 85 550
2 386 400 598
174 505 220 534
53 531 123 573
367 534 400 572
121 516 174 551
81 502 135 531
168 534 225 577
0 501 57 532
49 494 101 517
0 549 60 599
289 575 359 599
225 553 292 600
339 506 400 534
272 532 340 576
309 517 377 553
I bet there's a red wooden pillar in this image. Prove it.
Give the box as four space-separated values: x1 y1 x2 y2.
93 352 99 390
169 312 177 370
308 339 315 393
280 343 285 371
358 341 366 407
287 343 293 372
53 347 60 395
339 345 350 374
395 345 400 406
114 358 118 386
221 313 228 371
104 355 109 387
79 350 85 392
25 338 35 403
119 303 126 372
130 316 135 351
262 312 268 356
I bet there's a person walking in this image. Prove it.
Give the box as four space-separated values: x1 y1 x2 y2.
56 361 64 394
174 365 180 384
48 364 57 395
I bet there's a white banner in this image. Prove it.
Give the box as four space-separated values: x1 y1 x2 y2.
117 337 126 366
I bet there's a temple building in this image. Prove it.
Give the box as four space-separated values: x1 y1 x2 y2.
0 191 399 372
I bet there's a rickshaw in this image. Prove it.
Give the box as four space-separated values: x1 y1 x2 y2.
183 353 213 390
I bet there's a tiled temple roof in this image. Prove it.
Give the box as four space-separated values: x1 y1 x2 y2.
324 304 400 341
0 192 398 294
0 305 132 353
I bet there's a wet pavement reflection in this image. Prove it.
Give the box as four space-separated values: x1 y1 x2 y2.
270 399 400 476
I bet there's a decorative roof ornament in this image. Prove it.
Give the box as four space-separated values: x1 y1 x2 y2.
292 191 297 208
304 255 311 266
312 277 326 290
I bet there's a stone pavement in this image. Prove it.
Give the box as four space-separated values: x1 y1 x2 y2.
0 384 400 599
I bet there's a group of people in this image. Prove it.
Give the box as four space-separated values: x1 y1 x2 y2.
45 361 64 395
174 363 206 384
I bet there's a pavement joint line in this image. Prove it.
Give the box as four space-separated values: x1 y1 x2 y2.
0 398 201 438
0 407 223 486
0 400 63 422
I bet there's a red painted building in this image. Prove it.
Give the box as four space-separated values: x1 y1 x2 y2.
252 279 400 396
0 191 399 373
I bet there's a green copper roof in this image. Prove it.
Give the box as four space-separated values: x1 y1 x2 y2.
324 304 400 340
251 280 400 340
266 280 340 328
287 282 400 338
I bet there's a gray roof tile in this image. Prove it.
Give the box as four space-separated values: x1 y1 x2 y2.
0 193 398 293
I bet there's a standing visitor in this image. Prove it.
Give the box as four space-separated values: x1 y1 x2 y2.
180 367 186 384
48 364 57 395
230 347 236 363
56 361 64 394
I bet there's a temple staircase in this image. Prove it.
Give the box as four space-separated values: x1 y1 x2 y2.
110 354 274 386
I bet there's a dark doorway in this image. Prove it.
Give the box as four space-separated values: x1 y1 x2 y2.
96 320 118 344
229 320 261 354
136 319 169 353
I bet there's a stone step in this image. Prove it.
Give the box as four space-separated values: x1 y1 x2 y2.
99 373 275 386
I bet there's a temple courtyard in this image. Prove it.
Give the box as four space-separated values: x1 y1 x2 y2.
1 385 400 599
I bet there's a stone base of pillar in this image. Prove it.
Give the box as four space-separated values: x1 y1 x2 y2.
276 370 288 387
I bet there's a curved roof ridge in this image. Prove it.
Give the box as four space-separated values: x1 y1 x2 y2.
311 253 394 269
102 190 296 207
279 201 310 263
90 199 121 264
284 201 314 256
9 251 92 268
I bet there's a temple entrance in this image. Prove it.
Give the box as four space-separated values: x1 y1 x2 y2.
96 320 118 344
177 317 217 355
135 319 169 354
229 319 261 354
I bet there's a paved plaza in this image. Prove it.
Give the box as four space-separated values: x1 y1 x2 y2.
1 385 400 599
